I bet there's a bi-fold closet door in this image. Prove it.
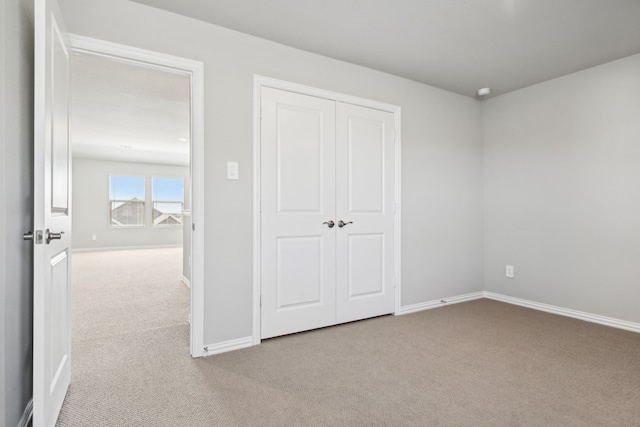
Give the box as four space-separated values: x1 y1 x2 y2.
260 87 395 339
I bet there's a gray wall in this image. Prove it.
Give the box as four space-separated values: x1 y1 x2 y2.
59 0 484 345
482 53 640 324
72 157 189 250
0 0 34 424
1 0 6 415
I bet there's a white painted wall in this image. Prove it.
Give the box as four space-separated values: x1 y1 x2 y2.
72 157 189 250
58 0 484 345
482 53 640 324
0 0 34 423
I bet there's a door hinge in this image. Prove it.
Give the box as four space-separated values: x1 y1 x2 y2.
192 223 195 231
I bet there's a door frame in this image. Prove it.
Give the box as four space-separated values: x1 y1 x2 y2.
68 35 207 357
252 75 402 344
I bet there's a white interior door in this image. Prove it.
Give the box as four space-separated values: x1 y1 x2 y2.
335 103 395 323
33 0 72 425
260 87 337 339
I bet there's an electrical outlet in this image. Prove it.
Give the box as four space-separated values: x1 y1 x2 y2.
92 234 97 241
506 265 514 278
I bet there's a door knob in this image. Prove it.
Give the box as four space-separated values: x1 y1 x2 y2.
46 230 65 244
322 220 335 228
24 230 44 244
338 220 353 228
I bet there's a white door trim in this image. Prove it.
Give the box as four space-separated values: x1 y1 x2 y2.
68 35 207 357
252 75 402 344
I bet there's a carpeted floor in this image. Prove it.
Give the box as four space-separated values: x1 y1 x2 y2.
70 247 190 342
57 248 640 426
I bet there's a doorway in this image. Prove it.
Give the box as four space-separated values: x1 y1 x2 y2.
68 36 205 356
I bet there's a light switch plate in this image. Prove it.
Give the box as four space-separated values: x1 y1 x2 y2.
227 161 239 180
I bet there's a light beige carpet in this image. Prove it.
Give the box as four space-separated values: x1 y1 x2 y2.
57 251 640 426
70 247 189 342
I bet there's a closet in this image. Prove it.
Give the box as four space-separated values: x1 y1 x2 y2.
260 86 396 339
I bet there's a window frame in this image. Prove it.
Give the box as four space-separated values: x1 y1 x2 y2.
151 176 185 228
108 174 146 228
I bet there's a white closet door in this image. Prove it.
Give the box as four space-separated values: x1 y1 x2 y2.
335 103 395 323
260 87 337 339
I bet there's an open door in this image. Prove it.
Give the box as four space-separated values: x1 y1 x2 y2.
32 0 72 425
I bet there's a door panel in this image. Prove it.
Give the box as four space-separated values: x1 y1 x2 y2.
336 103 395 323
348 117 385 213
277 105 324 213
261 87 336 339
51 21 69 212
34 0 72 425
49 250 69 384
348 234 385 298
277 236 323 308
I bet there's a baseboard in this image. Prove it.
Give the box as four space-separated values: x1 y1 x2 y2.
182 275 191 288
484 291 640 334
18 399 33 427
398 291 484 315
72 244 182 253
202 336 254 356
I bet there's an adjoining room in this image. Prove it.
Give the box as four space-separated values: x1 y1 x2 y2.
70 52 192 354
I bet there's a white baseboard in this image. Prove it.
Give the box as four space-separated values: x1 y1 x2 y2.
72 244 181 253
398 291 484 315
484 291 640 334
18 399 33 427
202 336 254 356
182 275 191 288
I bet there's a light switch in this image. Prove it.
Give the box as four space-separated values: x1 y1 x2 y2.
227 161 239 180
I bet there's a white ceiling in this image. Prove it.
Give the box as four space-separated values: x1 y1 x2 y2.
71 52 191 166
131 0 640 98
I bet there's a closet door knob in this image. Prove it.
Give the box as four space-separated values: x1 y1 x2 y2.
337 220 353 228
322 220 335 228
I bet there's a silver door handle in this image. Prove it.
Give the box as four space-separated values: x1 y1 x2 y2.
338 220 353 228
323 220 335 228
24 230 43 244
46 230 65 244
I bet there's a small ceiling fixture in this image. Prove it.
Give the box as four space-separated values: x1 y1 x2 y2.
477 87 491 97
120 145 133 149
178 138 188 142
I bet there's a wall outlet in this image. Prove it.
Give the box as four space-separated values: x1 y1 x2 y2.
506 265 514 278
92 234 97 241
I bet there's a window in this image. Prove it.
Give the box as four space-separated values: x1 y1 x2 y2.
109 175 145 227
152 177 184 226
